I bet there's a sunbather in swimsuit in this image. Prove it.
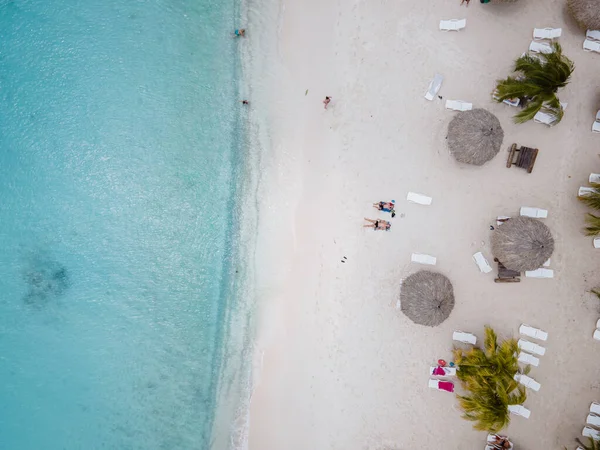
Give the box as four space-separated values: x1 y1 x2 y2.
363 218 391 230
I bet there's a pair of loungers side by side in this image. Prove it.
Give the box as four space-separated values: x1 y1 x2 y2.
518 324 546 367
584 29 600 54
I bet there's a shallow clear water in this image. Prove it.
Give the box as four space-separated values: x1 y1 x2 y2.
0 0 241 448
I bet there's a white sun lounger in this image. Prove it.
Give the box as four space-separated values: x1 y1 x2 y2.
518 352 539 367
514 373 541 392
439 19 466 31
580 186 596 197
529 41 553 53
596 318 600 329
407 192 432 205
590 173 600 183
594 121 600 133
591 402 600 415
593 329 600 340
497 216 511 226
583 427 600 439
588 30 600 40
508 404 531 418
430 366 457 376
473 252 492 273
453 331 477 345
533 102 567 126
520 207 548 218
533 28 562 40
411 253 437 265
594 237 600 249
445 100 473 111
518 339 546 356
424 74 443 101
492 89 520 107
587 414 600 426
428 379 454 392
519 324 548 341
525 268 554 279
584 39 600 53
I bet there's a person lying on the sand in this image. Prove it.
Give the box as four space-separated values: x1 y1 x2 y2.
373 201 395 212
363 218 391 231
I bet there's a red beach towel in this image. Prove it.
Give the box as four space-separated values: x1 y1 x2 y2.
438 381 454 393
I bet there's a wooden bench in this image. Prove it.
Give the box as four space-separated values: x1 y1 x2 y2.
506 143 539 174
494 258 521 283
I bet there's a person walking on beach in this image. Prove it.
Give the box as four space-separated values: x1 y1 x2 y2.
460 0 471 6
323 96 331 109
363 218 391 231
234 28 246 37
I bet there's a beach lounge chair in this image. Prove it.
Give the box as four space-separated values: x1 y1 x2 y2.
453 331 477 345
497 216 511 226
494 258 520 283
597 318 600 328
584 39 600 53
520 207 548 218
411 253 437 265
593 329 600 340
533 102 568 127
579 186 595 197
529 41 553 53
430 366 457 376
593 111 600 133
406 192 432 205
486 435 514 450
424 74 443 101
518 338 546 356
519 324 548 341
583 427 600 439
590 402 600 415
473 252 492 273
590 173 600 183
508 404 531 418
588 30 600 40
518 351 540 367
533 28 562 40
594 237 600 249
445 100 473 111
506 144 538 173
514 373 541 392
525 268 554 279
492 89 520 107
428 379 454 393
587 414 600 426
439 19 466 31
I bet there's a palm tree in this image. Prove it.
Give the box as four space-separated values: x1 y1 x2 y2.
494 43 574 124
453 327 528 433
576 437 600 450
584 214 600 236
579 183 600 210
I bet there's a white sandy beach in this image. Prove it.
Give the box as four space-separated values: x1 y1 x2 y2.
242 0 600 447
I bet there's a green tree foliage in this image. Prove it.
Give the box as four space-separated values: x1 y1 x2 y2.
576 437 600 450
453 327 528 433
494 43 574 124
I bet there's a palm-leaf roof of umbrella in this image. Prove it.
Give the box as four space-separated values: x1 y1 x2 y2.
568 0 600 31
400 271 455 327
447 108 504 166
491 216 554 272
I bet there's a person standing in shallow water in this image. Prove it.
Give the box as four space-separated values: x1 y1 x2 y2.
234 28 246 37
323 96 331 109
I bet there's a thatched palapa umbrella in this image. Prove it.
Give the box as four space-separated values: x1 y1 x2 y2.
491 216 554 272
400 271 455 327
567 0 600 31
447 108 504 166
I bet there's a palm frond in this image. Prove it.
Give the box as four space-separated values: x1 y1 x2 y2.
584 213 600 236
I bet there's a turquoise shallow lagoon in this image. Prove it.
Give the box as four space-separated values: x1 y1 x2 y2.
0 0 245 448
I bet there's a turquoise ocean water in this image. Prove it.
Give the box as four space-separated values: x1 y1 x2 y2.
0 0 248 448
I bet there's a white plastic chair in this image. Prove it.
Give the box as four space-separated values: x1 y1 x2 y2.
529 41 553 53
406 192 432 205
473 252 492 273
453 331 477 345
584 39 600 53
514 373 541 391
439 19 466 31
533 28 562 40
525 268 554 279
424 73 443 101
508 404 531 418
587 30 600 41
445 100 473 111
518 339 546 356
518 352 539 367
520 207 548 218
519 324 548 341
411 253 437 265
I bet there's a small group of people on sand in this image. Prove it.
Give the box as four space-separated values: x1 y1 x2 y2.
364 200 396 231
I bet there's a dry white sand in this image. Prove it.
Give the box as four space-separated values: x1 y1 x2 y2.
242 0 600 448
